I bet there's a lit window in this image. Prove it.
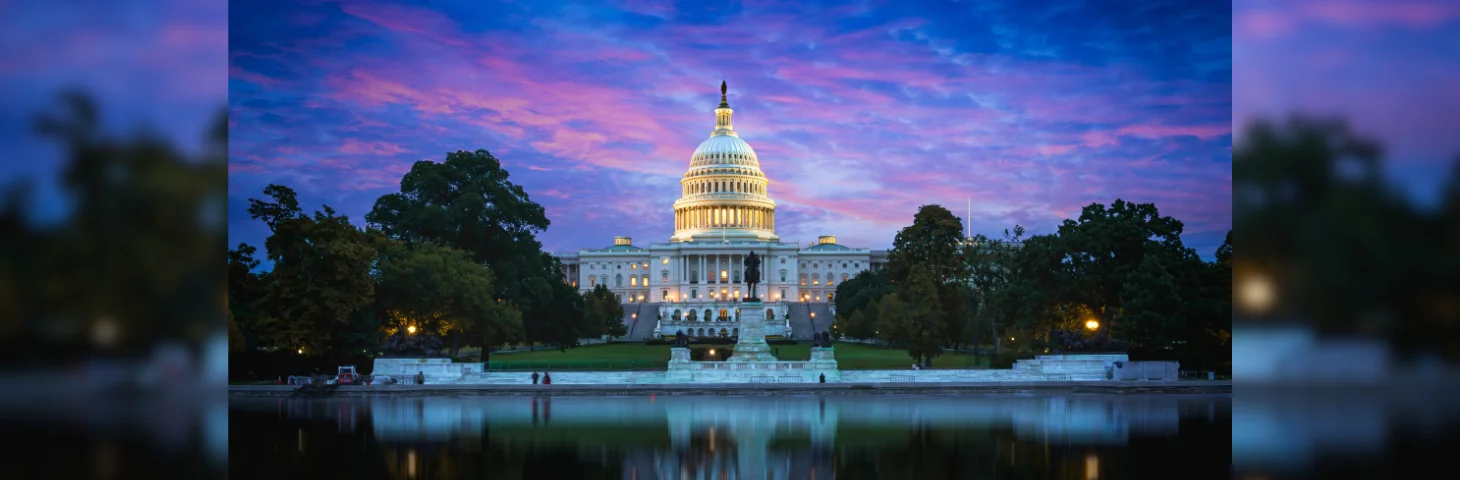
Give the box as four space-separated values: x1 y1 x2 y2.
632 264 637 270
631 276 638 286
663 258 669 264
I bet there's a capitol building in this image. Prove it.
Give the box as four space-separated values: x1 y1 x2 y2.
552 82 888 340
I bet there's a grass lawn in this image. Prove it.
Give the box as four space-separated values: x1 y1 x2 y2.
487 342 988 371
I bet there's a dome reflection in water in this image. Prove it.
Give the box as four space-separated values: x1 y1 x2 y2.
229 394 1231 479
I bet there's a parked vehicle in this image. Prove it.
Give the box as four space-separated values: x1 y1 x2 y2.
335 365 362 385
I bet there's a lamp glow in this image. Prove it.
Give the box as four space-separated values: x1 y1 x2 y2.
407 325 417 334
1085 319 1100 330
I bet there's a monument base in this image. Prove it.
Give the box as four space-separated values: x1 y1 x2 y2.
727 300 779 363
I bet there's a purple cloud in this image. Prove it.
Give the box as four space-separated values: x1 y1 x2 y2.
229 0 1232 259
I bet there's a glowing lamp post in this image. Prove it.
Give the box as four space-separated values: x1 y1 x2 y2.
407 325 417 335
1085 319 1099 331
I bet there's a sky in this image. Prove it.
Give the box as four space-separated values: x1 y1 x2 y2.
225 0 1233 261
0 0 227 224
1234 0 1460 208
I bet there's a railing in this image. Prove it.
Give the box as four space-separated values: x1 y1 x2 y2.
889 375 916 383
484 360 667 372
775 376 802 383
1044 374 1072 381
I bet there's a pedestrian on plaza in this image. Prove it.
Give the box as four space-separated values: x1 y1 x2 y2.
543 372 552 384
416 370 425 384
531 371 540 384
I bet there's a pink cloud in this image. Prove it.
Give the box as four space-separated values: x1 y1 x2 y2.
338 139 409 156
1116 124 1231 140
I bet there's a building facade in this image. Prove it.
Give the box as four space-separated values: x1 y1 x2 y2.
551 83 888 339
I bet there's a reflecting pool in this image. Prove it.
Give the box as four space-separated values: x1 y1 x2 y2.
230 394 1231 479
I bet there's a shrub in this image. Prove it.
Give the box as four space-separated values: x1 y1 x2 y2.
991 351 1027 369
767 339 798 345
690 345 734 361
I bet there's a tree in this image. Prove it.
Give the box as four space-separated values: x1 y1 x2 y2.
888 205 968 285
873 294 907 347
246 185 377 355
899 265 947 367
833 268 894 339
374 240 521 358
841 307 874 340
1053 200 1190 343
1118 254 1184 349
582 284 627 338
0 92 228 357
365 149 580 348
227 243 265 348
227 311 245 353
963 226 1031 357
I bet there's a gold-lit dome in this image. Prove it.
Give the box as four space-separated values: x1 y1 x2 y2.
671 82 778 243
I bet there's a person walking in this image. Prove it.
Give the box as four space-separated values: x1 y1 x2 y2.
542 372 552 384
531 371 540 384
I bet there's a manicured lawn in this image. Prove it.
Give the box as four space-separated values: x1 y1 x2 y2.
487 342 988 371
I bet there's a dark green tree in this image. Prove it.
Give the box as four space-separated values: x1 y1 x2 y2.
899 265 947 367
1053 200 1190 341
247 185 377 355
887 205 968 285
374 239 522 358
0 92 227 357
365 149 582 348
582 284 627 338
833 268 893 339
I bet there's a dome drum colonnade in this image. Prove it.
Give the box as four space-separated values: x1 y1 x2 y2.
671 81 779 243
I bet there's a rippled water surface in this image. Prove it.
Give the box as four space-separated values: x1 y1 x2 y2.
229 394 1231 479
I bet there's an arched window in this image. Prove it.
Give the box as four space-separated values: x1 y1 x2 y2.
688 310 697 321
719 308 728 321
589 275 596 287
661 270 670 283
779 269 787 282
704 309 712 322
673 309 682 321
616 274 623 287
698 328 705 337
812 273 819 285
800 274 807 286
765 308 774 319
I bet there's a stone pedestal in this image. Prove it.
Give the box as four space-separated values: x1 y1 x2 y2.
807 347 841 382
667 348 693 382
727 301 778 362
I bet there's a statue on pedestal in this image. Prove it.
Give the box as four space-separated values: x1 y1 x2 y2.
674 330 689 348
743 251 761 301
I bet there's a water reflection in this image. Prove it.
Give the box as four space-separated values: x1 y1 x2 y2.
231 394 1231 479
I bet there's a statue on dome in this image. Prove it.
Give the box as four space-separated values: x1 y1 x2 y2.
743 251 761 301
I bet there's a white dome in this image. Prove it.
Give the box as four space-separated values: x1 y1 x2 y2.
692 134 757 159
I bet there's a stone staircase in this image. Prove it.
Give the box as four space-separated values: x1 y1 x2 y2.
622 303 659 340
806 303 833 335
785 303 815 340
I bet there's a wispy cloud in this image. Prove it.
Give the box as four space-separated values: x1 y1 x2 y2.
229 0 1233 257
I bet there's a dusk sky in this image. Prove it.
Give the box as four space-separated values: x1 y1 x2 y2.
226 0 1233 261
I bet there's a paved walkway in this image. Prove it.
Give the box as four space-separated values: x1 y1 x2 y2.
230 380 1232 397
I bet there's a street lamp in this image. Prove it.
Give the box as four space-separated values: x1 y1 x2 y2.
1085 319 1099 331
297 347 304 354
407 325 417 335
